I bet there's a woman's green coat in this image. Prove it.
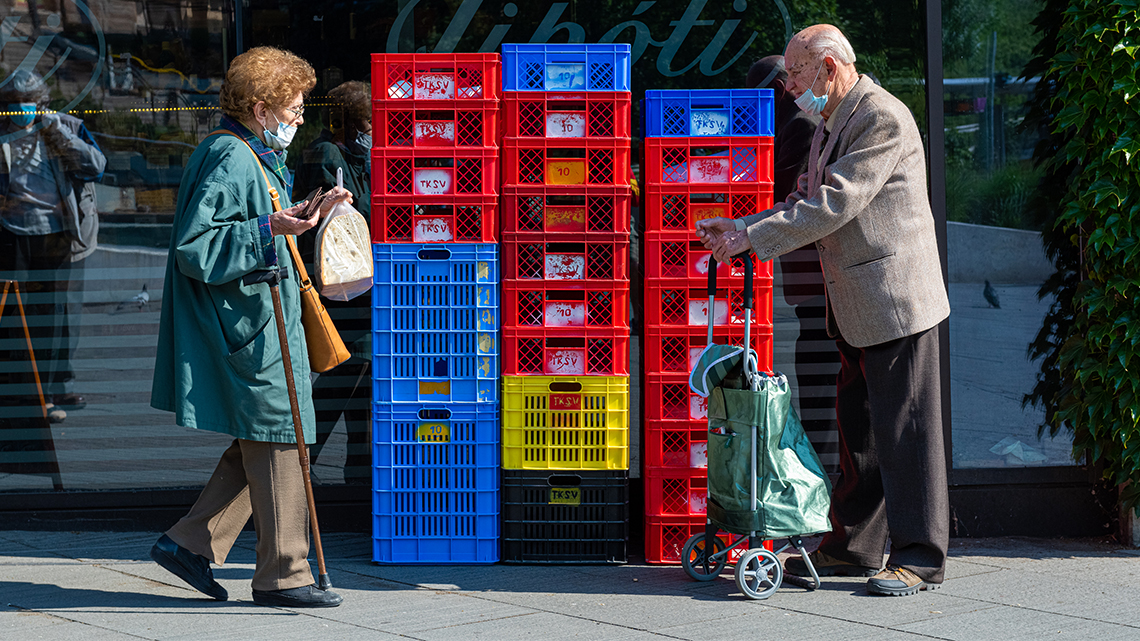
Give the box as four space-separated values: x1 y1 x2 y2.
151 133 315 444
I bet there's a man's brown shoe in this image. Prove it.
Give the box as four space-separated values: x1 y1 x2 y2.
866 565 942 596
785 549 879 577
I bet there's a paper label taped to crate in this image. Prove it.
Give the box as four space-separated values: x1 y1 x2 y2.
690 489 707 514
417 422 451 442
414 121 455 145
549 487 581 506
545 301 585 327
689 253 730 278
478 332 496 355
545 254 585 280
689 394 708 420
546 205 586 232
690 442 708 468
414 73 455 99
690 110 730 136
689 299 729 325
690 157 731 183
413 217 454 242
546 112 586 138
692 203 729 222
414 168 454 195
479 308 496 331
689 347 704 372
545 63 586 90
547 159 585 185
546 349 585 375
477 262 491 281
550 393 582 411
419 381 450 398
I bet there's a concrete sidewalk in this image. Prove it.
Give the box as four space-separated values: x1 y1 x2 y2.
3 531 1138 640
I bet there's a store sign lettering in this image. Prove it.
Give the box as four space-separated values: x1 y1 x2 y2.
387 0 792 79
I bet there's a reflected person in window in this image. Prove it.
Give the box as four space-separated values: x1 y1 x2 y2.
697 25 951 596
0 70 105 423
149 47 350 609
293 80 372 484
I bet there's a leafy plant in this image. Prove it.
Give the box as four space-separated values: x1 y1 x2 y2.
1023 0 1140 514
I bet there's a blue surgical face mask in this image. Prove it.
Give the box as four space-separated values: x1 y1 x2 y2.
793 63 831 117
261 111 297 151
355 131 372 151
7 103 37 128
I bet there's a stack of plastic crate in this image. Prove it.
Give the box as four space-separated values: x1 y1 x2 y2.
498 44 633 563
369 54 501 564
640 89 778 564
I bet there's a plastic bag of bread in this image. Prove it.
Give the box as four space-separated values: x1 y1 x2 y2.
313 168 373 301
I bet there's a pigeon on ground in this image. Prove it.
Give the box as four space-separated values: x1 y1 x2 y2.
983 280 1000 309
115 284 150 313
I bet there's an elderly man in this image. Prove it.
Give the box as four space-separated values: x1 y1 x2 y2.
697 24 951 596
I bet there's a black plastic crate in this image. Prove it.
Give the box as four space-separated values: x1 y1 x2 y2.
501 469 628 564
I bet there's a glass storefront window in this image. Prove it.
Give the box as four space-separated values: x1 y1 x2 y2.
942 0 1074 468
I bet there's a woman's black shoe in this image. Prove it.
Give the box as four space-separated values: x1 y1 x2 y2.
149 534 228 601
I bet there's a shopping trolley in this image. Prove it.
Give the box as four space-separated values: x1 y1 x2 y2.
681 254 833 599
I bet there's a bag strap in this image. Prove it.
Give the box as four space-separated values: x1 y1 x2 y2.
205 130 313 286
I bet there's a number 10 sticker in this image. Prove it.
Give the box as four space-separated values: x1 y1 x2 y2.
546 112 586 138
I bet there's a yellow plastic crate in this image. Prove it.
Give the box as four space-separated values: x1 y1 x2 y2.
502 376 629 470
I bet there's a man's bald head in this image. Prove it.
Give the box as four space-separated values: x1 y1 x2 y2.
783 24 860 119
786 24 857 66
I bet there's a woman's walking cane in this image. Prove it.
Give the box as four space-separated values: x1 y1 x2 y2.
243 266 332 590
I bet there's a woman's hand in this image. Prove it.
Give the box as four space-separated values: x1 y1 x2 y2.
318 186 354 217
268 187 354 236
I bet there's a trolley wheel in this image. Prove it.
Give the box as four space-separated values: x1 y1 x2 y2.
734 548 782 600
681 533 727 582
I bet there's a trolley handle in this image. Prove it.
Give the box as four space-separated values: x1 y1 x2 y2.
706 253 754 307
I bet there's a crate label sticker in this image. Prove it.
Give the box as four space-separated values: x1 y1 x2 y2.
689 393 708 420
477 261 491 282
692 204 729 222
414 168 454 195
479 386 494 402
387 79 413 99
478 332 496 355
419 381 451 398
689 253 730 278
413 217 455 242
545 63 586 90
689 347 704 371
546 349 585 375
478 286 495 309
690 442 708 468
689 299 729 326
547 159 585 185
479 357 493 377
545 300 585 327
690 489 707 514
690 110 730 136
545 253 586 280
550 393 582 411
416 422 451 442
549 487 581 505
414 121 455 146
414 73 455 99
479 308 496 331
545 206 586 232
690 157 731 183
546 112 586 138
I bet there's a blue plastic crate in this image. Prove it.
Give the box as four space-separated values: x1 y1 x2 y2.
372 244 499 404
372 402 500 564
643 89 775 137
502 44 631 92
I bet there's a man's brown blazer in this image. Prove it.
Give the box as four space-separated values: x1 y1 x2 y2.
742 75 950 348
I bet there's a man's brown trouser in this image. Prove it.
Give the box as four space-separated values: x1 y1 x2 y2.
166 439 314 591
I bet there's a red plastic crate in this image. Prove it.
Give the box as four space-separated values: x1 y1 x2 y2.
643 417 710 472
372 53 500 101
643 231 772 281
502 185 631 234
642 183 775 233
502 92 631 139
644 515 764 565
502 327 628 376
372 147 499 198
371 195 497 243
644 278 775 331
641 324 774 378
502 280 629 329
502 138 631 188
642 372 712 424
375 100 499 148
502 232 629 281
643 137 773 187
644 467 708 518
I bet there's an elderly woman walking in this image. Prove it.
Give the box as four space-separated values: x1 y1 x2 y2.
148 47 350 608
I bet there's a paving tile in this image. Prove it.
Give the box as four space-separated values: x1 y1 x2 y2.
895 603 1140 641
